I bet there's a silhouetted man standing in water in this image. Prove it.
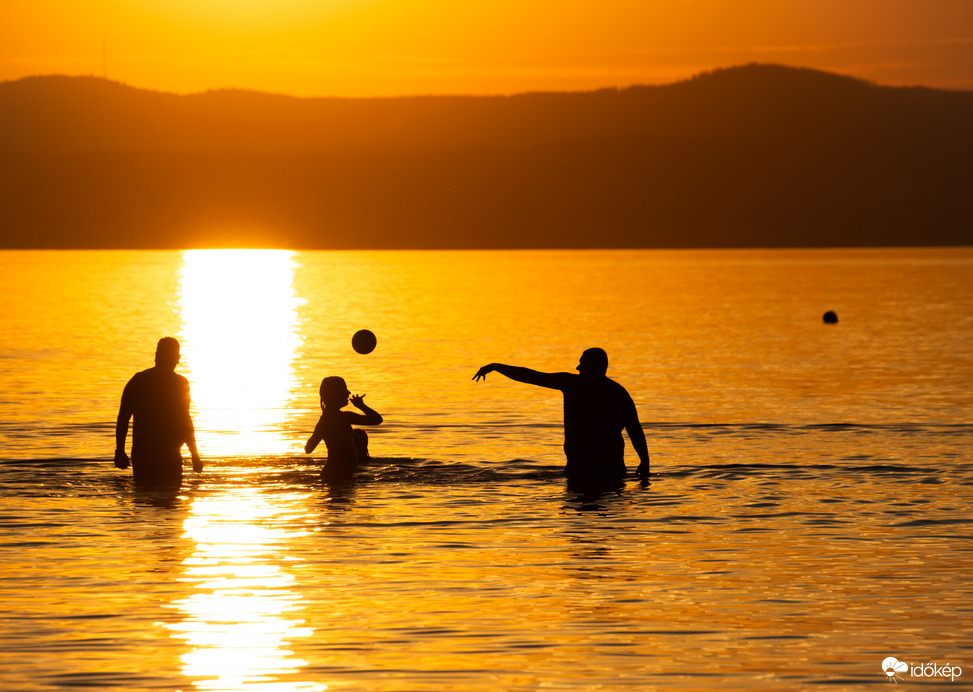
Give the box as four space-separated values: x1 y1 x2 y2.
115 337 202 486
474 348 650 488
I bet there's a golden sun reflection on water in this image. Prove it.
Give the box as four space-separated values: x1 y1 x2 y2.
167 489 327 692
178 250 304 456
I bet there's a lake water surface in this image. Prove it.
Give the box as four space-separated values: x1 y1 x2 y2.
1 248 971 691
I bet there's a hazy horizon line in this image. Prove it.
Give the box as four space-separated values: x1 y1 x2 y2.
8 61 964 100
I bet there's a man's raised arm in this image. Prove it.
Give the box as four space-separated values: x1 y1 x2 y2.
473 363 565 389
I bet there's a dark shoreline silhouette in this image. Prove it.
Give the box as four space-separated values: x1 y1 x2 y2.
2 63 971 250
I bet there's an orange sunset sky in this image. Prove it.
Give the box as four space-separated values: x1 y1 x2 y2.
3 0 973 97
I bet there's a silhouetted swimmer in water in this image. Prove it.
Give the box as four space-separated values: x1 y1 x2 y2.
473 348 651 490
823 310 838 324
305 376 383 481
115 337 202 487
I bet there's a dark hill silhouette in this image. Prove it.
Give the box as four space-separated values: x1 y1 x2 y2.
1 64 971 248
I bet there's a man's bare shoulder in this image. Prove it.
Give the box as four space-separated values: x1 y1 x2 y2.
131 367 190 387
127 368 154 386
605 377 635 399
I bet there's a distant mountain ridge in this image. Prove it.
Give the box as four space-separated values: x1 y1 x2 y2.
1 64 971 248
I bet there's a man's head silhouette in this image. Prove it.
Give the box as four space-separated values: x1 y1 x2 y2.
155 337 181 371
576 347 608 377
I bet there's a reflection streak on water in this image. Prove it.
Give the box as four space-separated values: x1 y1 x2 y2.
179 250 303 456
166 488 327 692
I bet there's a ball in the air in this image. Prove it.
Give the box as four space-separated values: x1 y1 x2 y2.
352 329 377 354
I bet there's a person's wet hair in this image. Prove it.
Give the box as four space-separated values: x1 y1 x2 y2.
319 376 349 405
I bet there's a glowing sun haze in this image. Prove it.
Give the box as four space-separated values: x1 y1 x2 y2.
3 0 973 96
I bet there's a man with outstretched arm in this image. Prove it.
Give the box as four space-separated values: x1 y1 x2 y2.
473 347 650 488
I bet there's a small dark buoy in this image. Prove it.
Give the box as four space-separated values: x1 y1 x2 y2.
823 311 838 324
352 329 377 354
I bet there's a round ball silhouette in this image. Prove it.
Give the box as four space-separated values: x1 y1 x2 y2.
823 311 838 324
352 329 377 354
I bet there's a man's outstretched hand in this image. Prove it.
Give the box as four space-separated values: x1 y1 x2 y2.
473 364 496 382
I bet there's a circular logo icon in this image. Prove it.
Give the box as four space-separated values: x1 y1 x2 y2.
883 657 908 681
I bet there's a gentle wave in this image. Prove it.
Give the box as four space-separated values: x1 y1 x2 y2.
2 453 970 490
